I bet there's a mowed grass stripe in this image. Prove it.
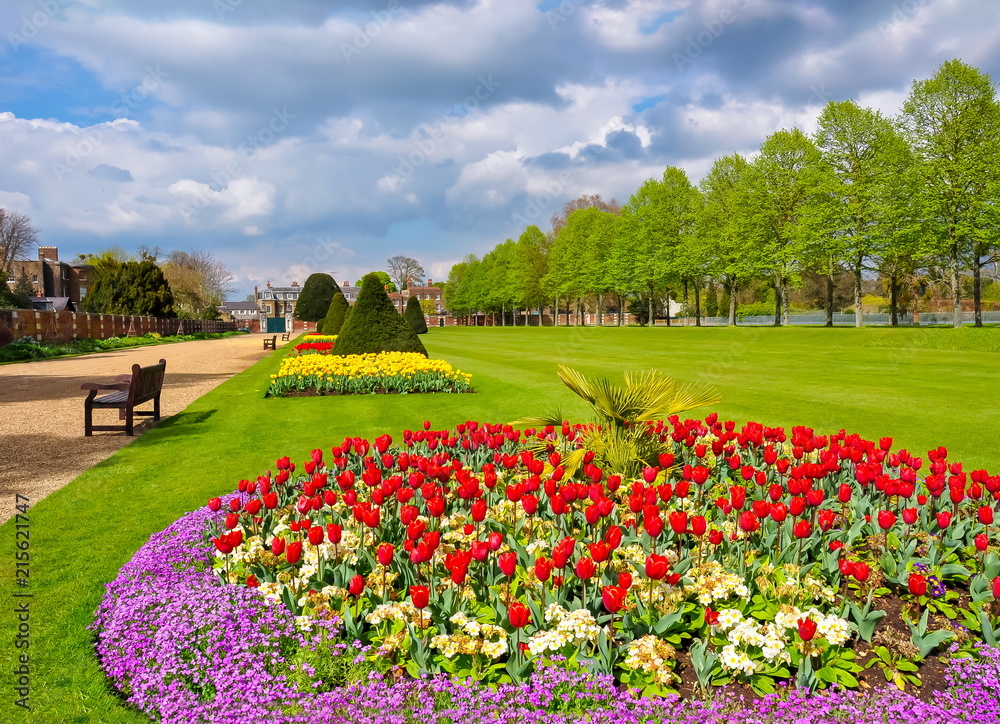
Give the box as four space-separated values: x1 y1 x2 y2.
2 325 999 722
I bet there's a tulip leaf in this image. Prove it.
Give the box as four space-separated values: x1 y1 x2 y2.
979 611 997 646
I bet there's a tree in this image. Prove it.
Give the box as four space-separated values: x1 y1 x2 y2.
813 101 917 327
355 271 396 293
319 292 349 335
0 208 38 282
83 260 175 317
419 299 436 316
162 250 236 318
750 128 825 325
0 268 33 309
698 154 760 326
901 59 1000 327
550 194 620 234
335 273 427 356
386 256 425 291
512 226 550 324
404 295 429 334
294 273 342 322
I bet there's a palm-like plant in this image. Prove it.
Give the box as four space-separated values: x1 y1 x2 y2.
514 365 721 479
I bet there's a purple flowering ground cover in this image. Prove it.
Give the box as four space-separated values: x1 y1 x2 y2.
91 498 1000 724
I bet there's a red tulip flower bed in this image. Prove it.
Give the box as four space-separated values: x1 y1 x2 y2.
294 341 335 355
203 416 1000 697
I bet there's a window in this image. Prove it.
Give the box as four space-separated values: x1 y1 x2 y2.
265 304 272 313
80 287 87 298
6 271 13 282
32 274 38 282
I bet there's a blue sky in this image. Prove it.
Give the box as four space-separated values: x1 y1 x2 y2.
2 0 999 299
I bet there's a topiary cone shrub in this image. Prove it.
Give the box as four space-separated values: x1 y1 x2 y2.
320 292 350 336
294 273 342 323
404 295 429 334
335 273 428 357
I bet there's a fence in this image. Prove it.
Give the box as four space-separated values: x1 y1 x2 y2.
695 311 1000 327
0 309 237 342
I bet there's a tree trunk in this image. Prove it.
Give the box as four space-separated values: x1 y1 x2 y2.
974 259 983 327
695 284 701 327
889 273 899 326
728 280 737 326
951 236 962 328
618 294 624 326
647 290 654 328
554 297 559 326
825 272 834 327
500 303 505 327
665 294 671 327
912 278 921 326
773 279 782 326
782 281 790 326
683 280 689 327
597 293 603 326
854 255 863 328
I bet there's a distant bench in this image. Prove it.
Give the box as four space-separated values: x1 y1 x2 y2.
82 359 166 436
263 335 277 350
281 332 290 342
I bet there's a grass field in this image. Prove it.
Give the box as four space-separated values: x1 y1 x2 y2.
3 325 1000 723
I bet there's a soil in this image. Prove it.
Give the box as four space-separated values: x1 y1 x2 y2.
0 333 282 523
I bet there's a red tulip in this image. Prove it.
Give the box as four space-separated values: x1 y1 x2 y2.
642 466 658 483
902 508 918 525
618 571 633 589
936 511 952 529
286 540 303 565
993 576 1000 599
852 561 871 582
644 514 664 538
838 559 855 577
588 541 610 563
470 498 487 522
601 585 628 613
271 537 286 556
976 533 989 552
410 585 429 609
487 532 504 551
377 542 394 566
575 557 597 580
789 497 807 517
797 617 817 641
326 524 342 545
498 551 518 577
730 485 746 510
837 484 852 504
208 497 223 512
212 537 234 554
738 510 760 533
877 510 896 530
793 520 812 539
908 573 927 597
690 515 707 537
509 601 531 628
605 524 623 549
308 526 324 546
708 529 723 546
645 554 670 580
348 574 365 596
246 574 260 588
817 509 836 532
979 506 995 525
669 511 688 535
225 512 240 530
705 606 719 626
535 557 554 582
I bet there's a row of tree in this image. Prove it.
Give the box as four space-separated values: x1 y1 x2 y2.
444 59 1000 328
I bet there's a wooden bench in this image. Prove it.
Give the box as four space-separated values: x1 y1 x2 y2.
263 335 277 350
281 332 290 342
82 359 166 436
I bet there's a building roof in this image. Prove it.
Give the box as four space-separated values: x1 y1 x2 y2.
222 301 260 311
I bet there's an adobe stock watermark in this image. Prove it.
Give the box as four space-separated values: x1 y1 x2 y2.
300 234 351 275
178 107 295 220
8 0 70 51
51 65 169 183
673 0 751 70
510 170 574 230
545 0 586 30
878 0 931 39
341 0 406 63
386 74 502 183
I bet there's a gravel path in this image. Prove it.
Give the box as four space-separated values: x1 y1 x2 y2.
0 334 283 523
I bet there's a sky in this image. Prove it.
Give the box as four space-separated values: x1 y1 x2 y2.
2 0 1000 300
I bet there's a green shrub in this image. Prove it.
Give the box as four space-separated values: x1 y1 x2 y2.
404 295 428 334
320 292 349 336
294 274 342 322
334 273 428 357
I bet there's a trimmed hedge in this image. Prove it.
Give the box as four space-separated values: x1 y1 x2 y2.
334 273 427 357
404 295 428 334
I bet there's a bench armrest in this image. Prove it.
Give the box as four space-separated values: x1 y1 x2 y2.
81 382 131 391
114 374 133 383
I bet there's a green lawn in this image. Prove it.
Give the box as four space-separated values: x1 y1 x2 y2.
3 325 1000 723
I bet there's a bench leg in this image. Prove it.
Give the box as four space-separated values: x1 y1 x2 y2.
152 395 161 421
125 407 134 436
84 402 93 436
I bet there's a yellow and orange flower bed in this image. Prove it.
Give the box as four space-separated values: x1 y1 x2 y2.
267 351 473 396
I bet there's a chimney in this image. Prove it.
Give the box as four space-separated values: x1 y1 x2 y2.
292 281 299 286
266 281 271 287
39 246 58 262
343 281 349 287
427 279 432 286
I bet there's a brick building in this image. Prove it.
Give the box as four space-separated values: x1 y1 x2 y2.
5 247 94 309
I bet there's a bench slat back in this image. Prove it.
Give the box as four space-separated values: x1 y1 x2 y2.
131 360 166 403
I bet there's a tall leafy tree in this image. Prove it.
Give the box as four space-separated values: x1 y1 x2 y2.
698 154 760 326
512 225 550 324
356 271 396 293
901 59 1000 327
294 273 342 322
750 129 825 325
